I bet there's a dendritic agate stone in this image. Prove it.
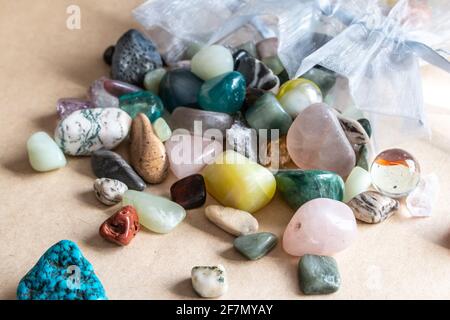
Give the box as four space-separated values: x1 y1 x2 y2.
191 45 234 81
286 103 356 178
55 108 131 156
191 265 228 298
348 191 399 224
119 91 164 122
27 132 67 172
276 78 322 118
57 98 93 119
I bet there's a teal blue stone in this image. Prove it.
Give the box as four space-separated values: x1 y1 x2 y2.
119 91 164 122
17 240 107 300
298 255 341 295
245 93 292 135
234 232 278 260
198 71 246 114
357 118 372 138
275 170 344 210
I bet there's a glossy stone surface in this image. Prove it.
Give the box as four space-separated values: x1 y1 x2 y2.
119 91 164 122
198 71 246 114
357 145 369 170
103 45 115 66
91 150 146 191
357 118 372 138
343 167 372 203
170 174 206 210
88 77 141 109
17 240 107 300
99 206 140 246
298 255 340 295
143 68 167 94
406 174 439 217
165 134 223 179
276 170 344 210
286 103 356 178
205 205 259 236
235 57 280 92
130 114 168 184
55 108 131 156
191 265 228 298
170 107 233 137
283 198 357 256
276 78 323 118
335 112 370 146
245 93 292 135
111 29 163 86
234 232 277 260
225 119 258 162
57 98 93 119
370 149 421 198
93 178 128 206
103 78 142 97
302 66 337 96
202 151 276 213
348 191 399 224
153 117 172 142
191 45 234 81
259 136 291 169
159 69 203 113
232 49 252 69
27 132 67 172
122 190 186 234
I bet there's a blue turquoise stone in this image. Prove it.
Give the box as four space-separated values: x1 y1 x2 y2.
119 91 164 122
198 71 246 114
17 240 107 300
275 170 344 210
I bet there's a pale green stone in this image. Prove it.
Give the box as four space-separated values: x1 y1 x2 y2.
191 45 234 81
122 190 186 234
144 68 167 94
27 132 67 172
153 117 172 142
343 167 372 203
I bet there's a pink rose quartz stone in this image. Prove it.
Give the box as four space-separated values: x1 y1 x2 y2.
165 134 223 179
283 198 357 256
286 103 356 178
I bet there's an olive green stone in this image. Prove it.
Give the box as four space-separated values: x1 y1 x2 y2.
275 170 344 210
298 255 341 295
357 118 372 138
357 145 369 171
234 232 278 261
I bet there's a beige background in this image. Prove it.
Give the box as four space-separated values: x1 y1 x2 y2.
0 0 449 300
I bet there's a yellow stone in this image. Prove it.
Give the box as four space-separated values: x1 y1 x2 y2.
276 78 321 99
202 151 276 213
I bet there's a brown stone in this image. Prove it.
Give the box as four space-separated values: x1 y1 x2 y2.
170 174 207 210
260 136 291 169
130 113 169 184
99 206 140 245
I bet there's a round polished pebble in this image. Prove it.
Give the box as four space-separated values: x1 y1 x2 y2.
343 167 372 203
234 232 277 260
191 45 234 81
143 68 167 94
99 205 140 246
27 132 67 172
119 91 164 122
277 78 322 118
152 117 172 142
191 265 228 299
205 205 259 236
298 255 341 295
170 174 206 210
93 178 128 206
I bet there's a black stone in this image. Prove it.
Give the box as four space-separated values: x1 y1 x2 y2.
111 29 163 86
91 150 146 191
103 46 115 66
357 118 372 138
159 69 204 113
236 57 279 91
233 49 253 69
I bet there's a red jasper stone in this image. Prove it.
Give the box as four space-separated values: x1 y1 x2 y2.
170 174 207 210
99 206 140 246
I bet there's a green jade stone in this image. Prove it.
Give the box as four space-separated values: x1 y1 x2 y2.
234 232 278 261
119 91 164 122
27 132 67 172
275 170 344 210
198 71 246 114
298 255 341 295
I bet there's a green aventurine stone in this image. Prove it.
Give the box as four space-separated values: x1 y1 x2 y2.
198 71 246 114
234 232 278 260
275 170 344 210
298 255 341 295
27 132 67 172
119 91 163 122
357 118 372 138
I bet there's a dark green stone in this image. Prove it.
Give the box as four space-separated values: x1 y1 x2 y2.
302 66 337 96
356 145 369 170
234 232 278 260
275 170 344 210
119 91 164 122
198 71 246 114
298 255 341 295
357 118 372 138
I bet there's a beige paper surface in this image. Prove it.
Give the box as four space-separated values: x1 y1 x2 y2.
0 0 449 300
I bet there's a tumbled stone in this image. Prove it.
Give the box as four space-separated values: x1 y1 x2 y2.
165 134 223 179
348 191 399 223
111 29 163 86
192 265 228 298
302 66 337 96
234 232 277 260
159 69 203 113
357 145 370 170
262 56 285 76
122 190 186 233
198 71 246 114
170 107 233 137
406 174 439 217
256 38 279 59
259 136 291 169
17 240 107 300
205 205 259 236
191 45 234 81
298 255 341 295
27 132 67 172
225 119 258 162
143 68 167 94
335 112 370 146
283 198 357 256
99 206 140 246
91 150 146 191
243 88 265 112
170 174 206 209
232 49 252 69
103 45 115 66
287 103 356 178
235 57 280 93
88 77 141 109
276 170 344 210
55 108 131 156
343 167 372 203
93 178 128 206
130 113 169 184
202 151 276 213
152 117 172 142
119 91 164 122
357 118 372 138
245 93 292 135
57 98 93 119
103 78 142 97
